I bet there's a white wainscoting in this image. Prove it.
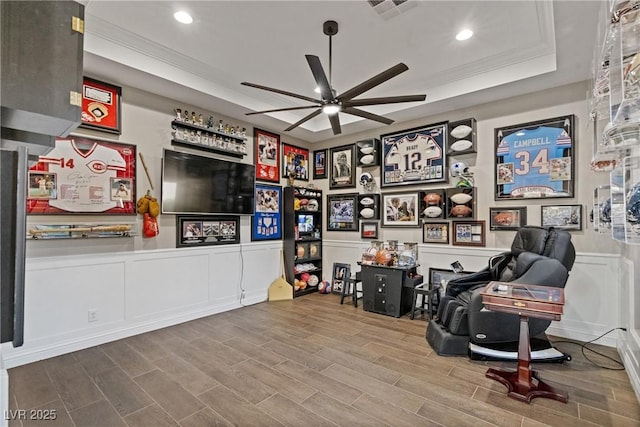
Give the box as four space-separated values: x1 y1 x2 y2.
618 257 640 401
1 241 282 368
323 240 622 347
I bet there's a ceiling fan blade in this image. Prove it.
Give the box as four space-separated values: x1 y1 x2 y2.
284 109 322 131
241 82 321 104
345 94 426 107
245 105 320 116
305 55 334 101
342 107 394 125
328 113 341 135
337 63 409 102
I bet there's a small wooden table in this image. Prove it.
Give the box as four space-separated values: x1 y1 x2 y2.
480 281 567 403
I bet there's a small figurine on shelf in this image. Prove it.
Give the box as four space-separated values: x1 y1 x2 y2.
230 126 236 135
206 115 214 128
217 120 224 132
224 123 230 133
191 111 197 124
240 127 247 138
198 114 204 126
174 108 182 121
184 110 190 123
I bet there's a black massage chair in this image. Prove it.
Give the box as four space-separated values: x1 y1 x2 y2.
426 226 576 361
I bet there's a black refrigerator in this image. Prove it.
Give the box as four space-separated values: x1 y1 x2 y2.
0 145 27 347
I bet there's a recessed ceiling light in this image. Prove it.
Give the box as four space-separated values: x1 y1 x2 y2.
456 29 473 41
174 11 193 24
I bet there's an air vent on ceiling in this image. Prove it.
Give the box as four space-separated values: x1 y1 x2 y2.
367 0 416 20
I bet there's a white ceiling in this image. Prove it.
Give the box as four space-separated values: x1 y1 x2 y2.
82 0 604 143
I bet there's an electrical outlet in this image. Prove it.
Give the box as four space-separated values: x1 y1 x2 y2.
241 290 246 300
88 309 98 322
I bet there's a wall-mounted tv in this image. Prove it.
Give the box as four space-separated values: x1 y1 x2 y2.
162 149 255 215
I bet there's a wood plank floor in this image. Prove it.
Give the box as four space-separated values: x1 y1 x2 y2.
7 293 640 426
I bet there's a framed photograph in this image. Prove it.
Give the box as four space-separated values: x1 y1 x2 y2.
361 221 379 239
357 194 380 220
254 128 280 183
80 77 122 134
252 184 282 241
282 143 309 181
422 221 450 244
541 205 582 230
327 193 358 231
27 136 136 215
447 118 477 155
330 144 356 189
489 207 527 231
176 215 240 247
331 262 351 295
382 192 420 227
452 220 486 247
312 149 327 179
356 138 380 167
428 267 474 287
381 122 447 188
495 115 575 200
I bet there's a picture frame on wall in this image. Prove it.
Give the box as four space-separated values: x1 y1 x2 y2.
327 193 358 231
495 115 575 200
27 136 136 215
312 148 327 179
251 184 282 241
282 143 309 181
330 144 356 189
422 221 450 244
489 207 527 231
176 215 240 247
80 77 122 134
381 122 448 188
452 220 486 247
541 204 582 230
360 221 379 239
254 128 280 183
381 192 420 227
428 267 474 288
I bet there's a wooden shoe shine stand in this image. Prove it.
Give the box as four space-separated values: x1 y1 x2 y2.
480 282 567 404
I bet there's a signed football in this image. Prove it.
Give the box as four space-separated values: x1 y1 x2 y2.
360 197 374 206
423 206 443 218
360 208 375 218
423 193 442 205
451 205 472 217
494 212 515 225
449 193 473 205
450 139 473 152
360 154 375 165
360 146 375 155
450 124 473 139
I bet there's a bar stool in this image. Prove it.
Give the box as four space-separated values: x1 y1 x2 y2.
410 282 441 320
340 271 362 307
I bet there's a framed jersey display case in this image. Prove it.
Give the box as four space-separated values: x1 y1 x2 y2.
27 136 136 215
381 122 447 188
495 115 575 200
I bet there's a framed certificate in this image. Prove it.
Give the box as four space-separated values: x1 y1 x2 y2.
495 115 575 200
381 122 447 187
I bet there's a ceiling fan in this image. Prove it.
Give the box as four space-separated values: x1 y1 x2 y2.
241 20 427 135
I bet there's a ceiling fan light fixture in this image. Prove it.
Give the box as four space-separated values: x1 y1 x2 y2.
322 104 341 115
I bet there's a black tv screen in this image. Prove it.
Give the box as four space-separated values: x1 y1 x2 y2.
162 149 255 215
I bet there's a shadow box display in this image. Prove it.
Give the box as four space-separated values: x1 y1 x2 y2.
331 262 351 295
423 221 449 244
357 194 380 220
447 118 476 155
419 189 446 220
80 77 122 134
356 138 380 167
445 187 475 219
252 184 282 241
327 193 358 231
495 115 575 200
489 207 527 231
381 122 447 187
27 136 136 215
452 220 486 247
176 216 240 247
361 222 379 239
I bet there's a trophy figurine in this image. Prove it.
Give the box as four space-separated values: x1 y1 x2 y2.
184 110 190 123
218 120 224 132
174 108 182 121
198 114 204 126
207 116 214 128
191 111 197 123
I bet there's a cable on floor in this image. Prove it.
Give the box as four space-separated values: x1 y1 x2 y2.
550 327 626 371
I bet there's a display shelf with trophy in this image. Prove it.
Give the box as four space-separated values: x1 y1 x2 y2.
170 109 247 158
283 186 323 297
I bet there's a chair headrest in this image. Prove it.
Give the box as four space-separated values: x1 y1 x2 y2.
510 226 575 271
511 226 549 256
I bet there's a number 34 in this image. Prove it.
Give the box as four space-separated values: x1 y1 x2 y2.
514 148 549 175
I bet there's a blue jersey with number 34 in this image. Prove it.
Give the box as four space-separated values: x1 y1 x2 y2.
497 126 571 196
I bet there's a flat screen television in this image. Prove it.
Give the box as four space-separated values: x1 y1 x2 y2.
162 149 255 215
297 214 314 234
